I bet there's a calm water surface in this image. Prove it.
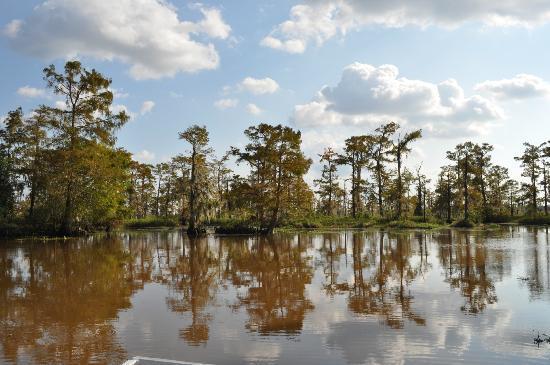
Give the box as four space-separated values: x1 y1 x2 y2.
2 227 550 364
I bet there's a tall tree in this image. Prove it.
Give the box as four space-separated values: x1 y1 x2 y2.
21 108 49 219
42 61 128 234
0 108 24 219
232 123 312 232
515 143 540 214
314 148 340 215
434 165 455 223
540 142 550 216
179 125 212 236
337 136 372 218
391 126 422 219
370 122 398 217
472 143 494 220
447 142 476 221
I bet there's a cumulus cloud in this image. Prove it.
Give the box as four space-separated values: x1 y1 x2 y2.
111 104 136 119
214 98 239 110
134 149 156 163
140 100 155 115
240 77 280 95
110 88 129 99
3 19 23 38
17 86 47 98
474 74 550 100
263 0 550 53
4 0 231 79
246 103 262 115
293 62 503 137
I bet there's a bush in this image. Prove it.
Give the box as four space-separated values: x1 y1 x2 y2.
385 220 440 229
516 215 550 225
215 223 261 234
483 213 512 223
124 216 178 229
451 219 475 228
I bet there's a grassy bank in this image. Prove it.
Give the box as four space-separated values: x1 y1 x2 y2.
208 216 446 234
123 216 179 229
514 215 550 225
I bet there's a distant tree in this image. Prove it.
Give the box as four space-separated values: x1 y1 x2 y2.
434 165 455 223
370 122 398 217
515 143 540 214
540 142 550 215
505 179 520 216
211 152 232 219
232 123 312 232
0 108 24 219
486 165 509 216
179 125 212 235
447 142 476 221
314 148 340 215
472 143 494 219
390 126 422 219
337 136 372 218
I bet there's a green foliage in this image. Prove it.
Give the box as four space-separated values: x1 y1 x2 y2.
385 220 441 230
213 219 261 234
515 215 550 225
124 216 179 229
451 219 475 228
232 123 313 232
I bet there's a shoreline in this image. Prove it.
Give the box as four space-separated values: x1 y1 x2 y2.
2 218 549 240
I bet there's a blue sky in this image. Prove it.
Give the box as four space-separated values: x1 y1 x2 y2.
2 0 550 182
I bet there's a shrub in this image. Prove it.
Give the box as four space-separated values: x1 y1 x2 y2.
124 216 178 229
451 219 475 228
214 220 261 234
516 215 550 225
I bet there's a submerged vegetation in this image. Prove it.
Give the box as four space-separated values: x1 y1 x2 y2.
2 61 550 237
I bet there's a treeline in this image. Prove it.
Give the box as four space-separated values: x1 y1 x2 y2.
1 61 549 236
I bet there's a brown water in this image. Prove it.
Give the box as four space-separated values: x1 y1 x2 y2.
1 227 550 364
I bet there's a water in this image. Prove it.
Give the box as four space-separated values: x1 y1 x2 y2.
1 227 550 364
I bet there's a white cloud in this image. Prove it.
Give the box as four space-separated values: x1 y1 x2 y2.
193 6 231 39
110 88 129 99
263 1 550 53
293 62 503 137
246 103 262 115
3 19 23 38
5 0 231 80
240 77 280 95
111 104 136 119
134 149 156 163
474 74 550 100
214 98 239 110
140 100 155 115
17 86 46 98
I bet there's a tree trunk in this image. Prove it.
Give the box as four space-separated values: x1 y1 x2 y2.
446 176 452 224
377 161 383 217
396 152 402 219
187 146 199 235
463 156 469 221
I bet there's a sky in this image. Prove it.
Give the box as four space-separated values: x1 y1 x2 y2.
2 0 550 184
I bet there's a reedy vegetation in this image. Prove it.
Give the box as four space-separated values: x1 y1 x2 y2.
1 61 549 236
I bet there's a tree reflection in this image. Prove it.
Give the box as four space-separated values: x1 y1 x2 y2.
0 236 137 364
317 233 347 296
226 235 314 335
318 231 425 329
165 237 218 346
437 230 498 314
